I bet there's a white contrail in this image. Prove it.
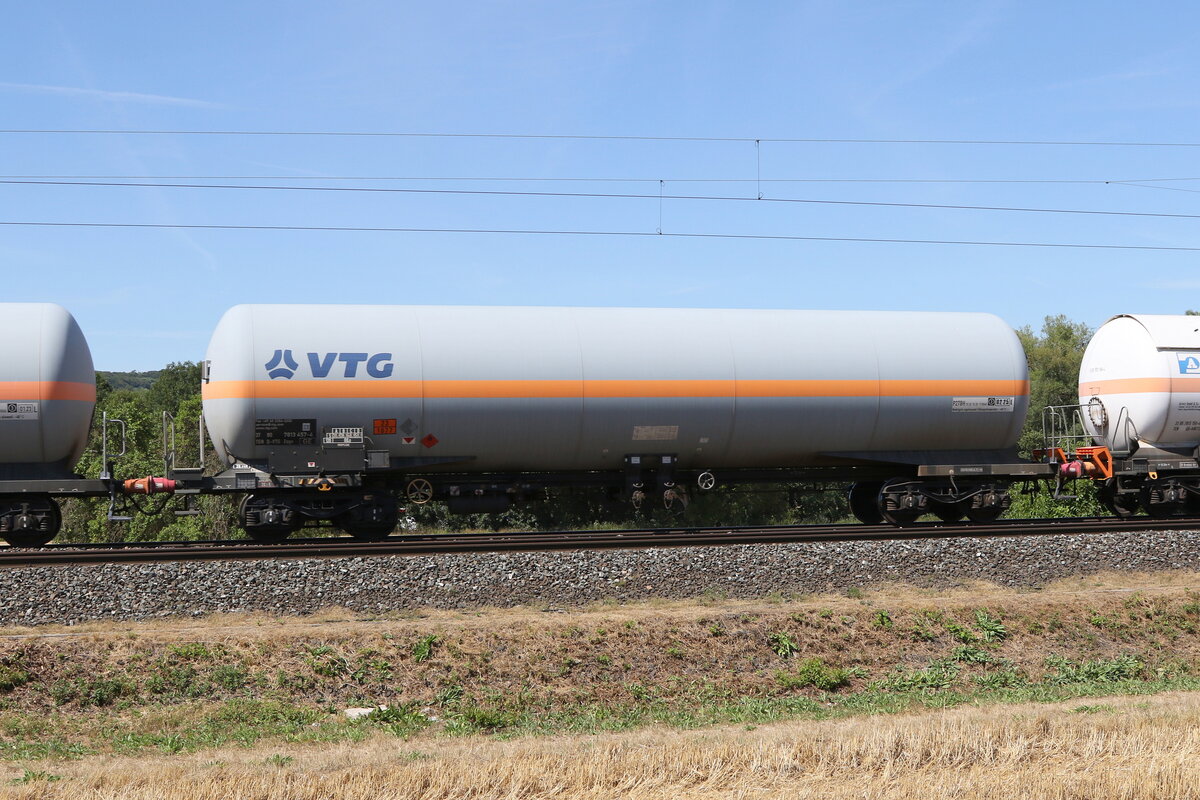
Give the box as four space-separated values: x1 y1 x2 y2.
0 82 222 108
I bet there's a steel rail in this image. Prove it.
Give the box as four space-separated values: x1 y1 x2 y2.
3 516 1199 566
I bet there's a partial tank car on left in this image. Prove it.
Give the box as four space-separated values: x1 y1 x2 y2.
0 304 107 545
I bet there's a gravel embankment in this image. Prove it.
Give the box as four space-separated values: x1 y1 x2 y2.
3 530 1200 626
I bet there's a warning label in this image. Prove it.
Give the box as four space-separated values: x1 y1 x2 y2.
951 397 1016 413
0 402 38 421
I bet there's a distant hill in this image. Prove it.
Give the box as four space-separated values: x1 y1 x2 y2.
99 370 162 391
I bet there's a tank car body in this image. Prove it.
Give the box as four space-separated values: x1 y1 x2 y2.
203 304 1030 470
1079 314 1200 455
0 303 96 477
0 303 98 545
201 305 1033 534
1064 314 1200 518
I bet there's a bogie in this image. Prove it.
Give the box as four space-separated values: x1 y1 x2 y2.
238 495 300 543
877 479 927 527
0 497 60 547
1096 480 1141 518
1139 478 1191 519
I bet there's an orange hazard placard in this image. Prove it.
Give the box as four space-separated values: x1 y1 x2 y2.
373 418 397 435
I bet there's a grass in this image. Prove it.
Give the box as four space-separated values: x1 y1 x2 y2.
0 572 1200 794
6 691 1200 798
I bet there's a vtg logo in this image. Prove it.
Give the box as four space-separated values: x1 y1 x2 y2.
1179 353 1200 376
265 349 395 380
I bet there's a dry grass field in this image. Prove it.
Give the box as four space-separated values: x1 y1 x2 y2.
0 691 1197 798
0 572 1198 797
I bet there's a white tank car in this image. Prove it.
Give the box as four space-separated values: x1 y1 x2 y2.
202 305 1029 473
0 303 96 478
1079 314 1200 455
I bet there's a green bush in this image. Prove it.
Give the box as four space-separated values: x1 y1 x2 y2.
874 660 961 692
50 677 135 707
411 636 439 663
974 610 1008 642
973 668 1026 689
147 665 208 699
776 658 857 691
169 643 216 661
768 632 798 658
1043 654 1143 684
0 667 29 693
364 703 430 735
211 665 248 692
950 645 993 664
449 705 516 734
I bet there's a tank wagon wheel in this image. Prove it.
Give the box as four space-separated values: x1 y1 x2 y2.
1139 479 1187 519
342 520 397 542
876 479 926 527
3 531 56 548
1 498 61 548
964 505 1004 524
847 482 884 525
405 478 434 505
238 495 298 544
963 485 1011 524
932 503 967 524
339 494 400 542
1096 481 1140 519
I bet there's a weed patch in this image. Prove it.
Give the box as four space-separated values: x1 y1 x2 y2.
768 632 798 658
412 635 439 663
1043 654 1144 684
776 658 859 692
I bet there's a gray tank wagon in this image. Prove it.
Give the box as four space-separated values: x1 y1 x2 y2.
199 304 1043 539
0 304 106 545
1043 314 1200 518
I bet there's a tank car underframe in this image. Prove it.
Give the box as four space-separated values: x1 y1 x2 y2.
170 451 1059 537
0 478 112 548
236 490 400 543
846 475 1038 526
1092 457 1200 519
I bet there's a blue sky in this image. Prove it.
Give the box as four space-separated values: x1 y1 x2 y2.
3 1 1200 370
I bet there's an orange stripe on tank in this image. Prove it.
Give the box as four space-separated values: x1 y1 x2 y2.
206 379 425 399
587 379 734 398
1079 377 1200 395
880 379 1029 397
428 379 583 399
0 381 96 402
203 378 1029 401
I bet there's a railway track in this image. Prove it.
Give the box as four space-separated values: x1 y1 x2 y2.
3 515 1200 566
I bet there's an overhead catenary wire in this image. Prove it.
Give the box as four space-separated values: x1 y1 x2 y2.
6 129 1200 147
2 220 1198 252
1114 182 1200 195
3 174 1198 183
3 178 1199 221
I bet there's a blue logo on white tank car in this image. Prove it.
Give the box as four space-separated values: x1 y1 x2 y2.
1178 354 1200 375
265 349 299 380
264 349 395 379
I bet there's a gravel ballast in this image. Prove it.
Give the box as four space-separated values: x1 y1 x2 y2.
3 530 1200 626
